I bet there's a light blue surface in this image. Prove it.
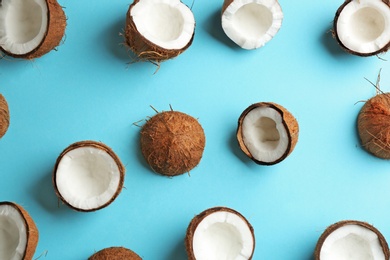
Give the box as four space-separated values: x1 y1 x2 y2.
1 0 390 259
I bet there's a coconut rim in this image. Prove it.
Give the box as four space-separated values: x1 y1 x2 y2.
53 140 125 212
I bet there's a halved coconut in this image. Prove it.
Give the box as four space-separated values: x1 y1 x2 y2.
140 110 205 176
125 0 195 62
89 247 142 260
237 102 299 165
334 0 390 56
0 0 66 59
221 0 283 50
53 141 125 212
0 94 10 139
185 207 255 260
0 201 39 260
315 220 389 260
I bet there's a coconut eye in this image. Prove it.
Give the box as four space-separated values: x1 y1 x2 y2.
0 94 10 139
89 247 142 260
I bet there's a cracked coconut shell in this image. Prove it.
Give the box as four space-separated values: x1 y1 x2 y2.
0 94 9 139
89 247 142 260
140 110 205 176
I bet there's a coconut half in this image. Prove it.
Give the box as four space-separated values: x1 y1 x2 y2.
53 141 125 212
334 0 390 56
140 110 205 176
237 102 299 165
221 0 283 50
0 0 66 59
185 207 255 260
315 220 389 260
89 247 142 260
0 201 39 260
0 94 10 139
125 0 195 62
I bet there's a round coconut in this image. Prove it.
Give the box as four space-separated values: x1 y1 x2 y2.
89 247 142 260
185 206 255 260
333 0 390 56
237 102 299 165
0 201 39 260
53 140 125 212
140 110 205 176
0 0 66 59
357 92 390 159
314 220 389 260
0 94 10 139
124 0 195 63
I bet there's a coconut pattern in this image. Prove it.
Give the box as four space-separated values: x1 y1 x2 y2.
0 94 10 139
89 247 142 260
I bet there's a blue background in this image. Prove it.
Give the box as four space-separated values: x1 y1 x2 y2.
1 0 390 259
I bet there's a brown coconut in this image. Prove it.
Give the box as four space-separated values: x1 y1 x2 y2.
124 0 195 63
0 94 10 139
0 201 39 260
89 247 142 260
0 0 66 59
53 140 125 212
140 110 205 176
357 92 390 158
185 207 255 260
314 220 389 260
237 102 299 165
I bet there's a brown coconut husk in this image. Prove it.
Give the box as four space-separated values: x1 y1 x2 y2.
314 220 389 260
0 94 10 139
0 201 39 260
237 102 299 165
89 247 142 260
333 0 390 57
140 110 205 176
0 0 66 59
124 0 195 63
185 206 255 260
53 140 125 212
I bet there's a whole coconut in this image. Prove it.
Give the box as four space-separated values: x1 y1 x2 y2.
0 94 10 138
89 247 142 260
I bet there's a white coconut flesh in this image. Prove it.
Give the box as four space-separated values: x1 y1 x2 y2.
0 0 48 55
131 0 195 50
192 211 254 260
241 106 288 163
320 224 386 260
55 147 122 211
337 0 390 54
222 0 283 49
0 204 27 260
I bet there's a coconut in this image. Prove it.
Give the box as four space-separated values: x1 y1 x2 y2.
0 0 66 59
237 102 299 165
357 92 390 158
333 0 390 56
89 247 142 260
315 220 389 260
185 207 255 260
221 0 283 50
53 140 125 212
0 201 39 260
124 0 195 63
0 94 10 139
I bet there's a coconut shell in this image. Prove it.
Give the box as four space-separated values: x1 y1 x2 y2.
237 102 299 165
0 0 66 59
89 247 142 260
124 0 195 62
0 94 10 139
314 220 389 260
357 92 390 159
185 206 255 260
140 110 205 176
53 140 125 212
333 0 390 56
0 201 39 260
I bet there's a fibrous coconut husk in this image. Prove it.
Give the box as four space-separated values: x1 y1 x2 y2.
140 110 205 176
0 94 10 139
0 201 39 260
53 140 125 212
89 247 142 260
